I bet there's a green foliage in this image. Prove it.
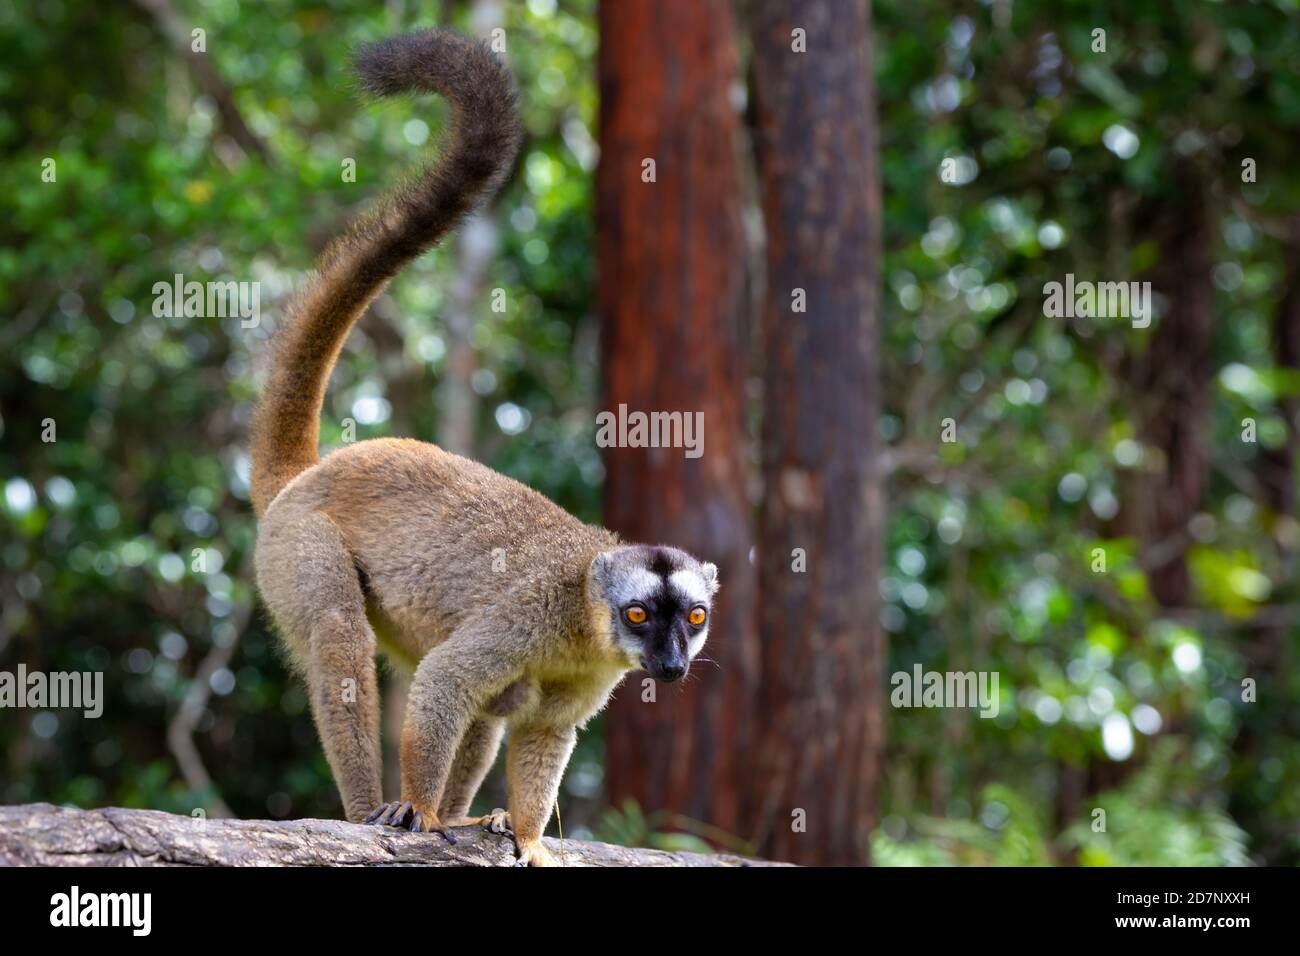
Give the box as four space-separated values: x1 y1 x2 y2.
1 0 1296 865
1062 741 1251 867
872 0 1300 865
874 784 1052 866
877 749 1248 866
593 801 736 857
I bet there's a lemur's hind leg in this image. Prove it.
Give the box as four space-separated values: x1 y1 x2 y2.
257 510 382 822
439 716 505 824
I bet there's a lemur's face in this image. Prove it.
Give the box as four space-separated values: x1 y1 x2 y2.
590 545 719 682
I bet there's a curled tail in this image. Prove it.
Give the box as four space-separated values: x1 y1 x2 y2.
249 30 521 516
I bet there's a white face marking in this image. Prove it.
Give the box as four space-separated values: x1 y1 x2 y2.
609 566 661 608
613 634 643 663
668 570 708 608
595 550 716 669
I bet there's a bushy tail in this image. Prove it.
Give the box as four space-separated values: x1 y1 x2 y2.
249 30 521 516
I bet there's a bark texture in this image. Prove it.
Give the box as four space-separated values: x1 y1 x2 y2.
747 0 886 865
596 0 758 833
0 804 782 867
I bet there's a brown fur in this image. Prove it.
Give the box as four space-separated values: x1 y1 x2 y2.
249 30 521 517
250 31 716 866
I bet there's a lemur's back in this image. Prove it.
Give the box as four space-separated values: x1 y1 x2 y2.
261 437 616 648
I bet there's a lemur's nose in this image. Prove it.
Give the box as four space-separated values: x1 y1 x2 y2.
659 662 686 682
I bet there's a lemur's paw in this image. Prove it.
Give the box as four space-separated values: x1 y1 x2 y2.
363 801 457 843
514 839 556 867
363 801 408 827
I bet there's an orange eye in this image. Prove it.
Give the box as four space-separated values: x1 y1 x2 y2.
688 607 707 627
624 606 647 625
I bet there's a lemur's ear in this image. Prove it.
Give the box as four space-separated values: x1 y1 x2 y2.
701 562 720 595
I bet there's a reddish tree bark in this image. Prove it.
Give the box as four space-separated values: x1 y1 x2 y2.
746 0 885 864
596 0 757 834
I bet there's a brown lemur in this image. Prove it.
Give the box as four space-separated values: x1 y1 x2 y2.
249 29 718 866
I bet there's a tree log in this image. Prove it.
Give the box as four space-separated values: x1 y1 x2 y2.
0 804 782 867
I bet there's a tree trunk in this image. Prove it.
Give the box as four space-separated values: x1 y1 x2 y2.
0 804 783 867
596 0 757 834
746 0 886 865
1131 163 1216 608
1059 164 1221 823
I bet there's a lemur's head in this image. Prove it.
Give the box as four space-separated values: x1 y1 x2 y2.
588 544 719 683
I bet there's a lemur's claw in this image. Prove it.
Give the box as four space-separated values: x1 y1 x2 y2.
367 802 458 841
365 801 414 828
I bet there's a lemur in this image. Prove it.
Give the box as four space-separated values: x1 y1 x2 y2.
249 29 718 866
